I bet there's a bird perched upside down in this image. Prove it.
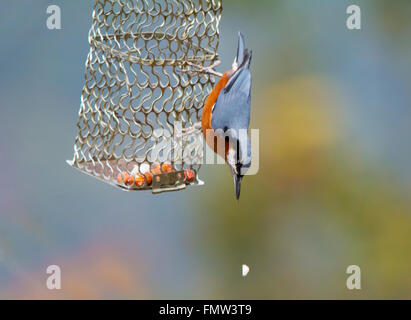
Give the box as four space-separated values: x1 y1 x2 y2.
185 32 252 200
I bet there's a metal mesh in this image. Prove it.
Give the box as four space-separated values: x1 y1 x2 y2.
68 0 222 192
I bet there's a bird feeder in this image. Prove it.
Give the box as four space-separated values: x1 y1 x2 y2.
67 0 223 193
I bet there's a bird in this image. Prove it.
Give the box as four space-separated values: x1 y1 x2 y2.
200 32 252 200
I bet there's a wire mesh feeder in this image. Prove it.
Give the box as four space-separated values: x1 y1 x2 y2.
67 0 223 193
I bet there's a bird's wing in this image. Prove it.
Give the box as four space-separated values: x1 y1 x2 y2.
211 65 251 132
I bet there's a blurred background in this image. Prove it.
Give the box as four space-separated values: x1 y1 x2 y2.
1 0 411 299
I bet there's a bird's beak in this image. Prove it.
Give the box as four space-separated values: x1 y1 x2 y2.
234 175 243 200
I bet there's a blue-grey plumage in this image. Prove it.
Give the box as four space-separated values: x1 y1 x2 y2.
235 32 246 67
211 32 252 200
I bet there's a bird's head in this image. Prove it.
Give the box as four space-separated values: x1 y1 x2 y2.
226 129 252 200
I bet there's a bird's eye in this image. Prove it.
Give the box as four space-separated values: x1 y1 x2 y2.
223 126 228 132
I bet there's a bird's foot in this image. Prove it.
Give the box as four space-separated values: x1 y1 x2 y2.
181 61 223 78
176 122 202 140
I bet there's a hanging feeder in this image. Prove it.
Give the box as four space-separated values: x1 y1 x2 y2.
67 0 223 193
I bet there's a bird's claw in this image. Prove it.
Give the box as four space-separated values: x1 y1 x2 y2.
181 61 223 78
176 122 202 140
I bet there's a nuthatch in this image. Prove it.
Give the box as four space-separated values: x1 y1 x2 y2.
201 32 252 200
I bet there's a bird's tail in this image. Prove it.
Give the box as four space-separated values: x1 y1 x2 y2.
236 32 252 71
236 32 246 66
234 174 243 200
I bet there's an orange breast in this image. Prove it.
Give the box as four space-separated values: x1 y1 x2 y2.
201 70 233 161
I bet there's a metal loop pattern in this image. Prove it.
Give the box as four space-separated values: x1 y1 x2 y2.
68 0 222 191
